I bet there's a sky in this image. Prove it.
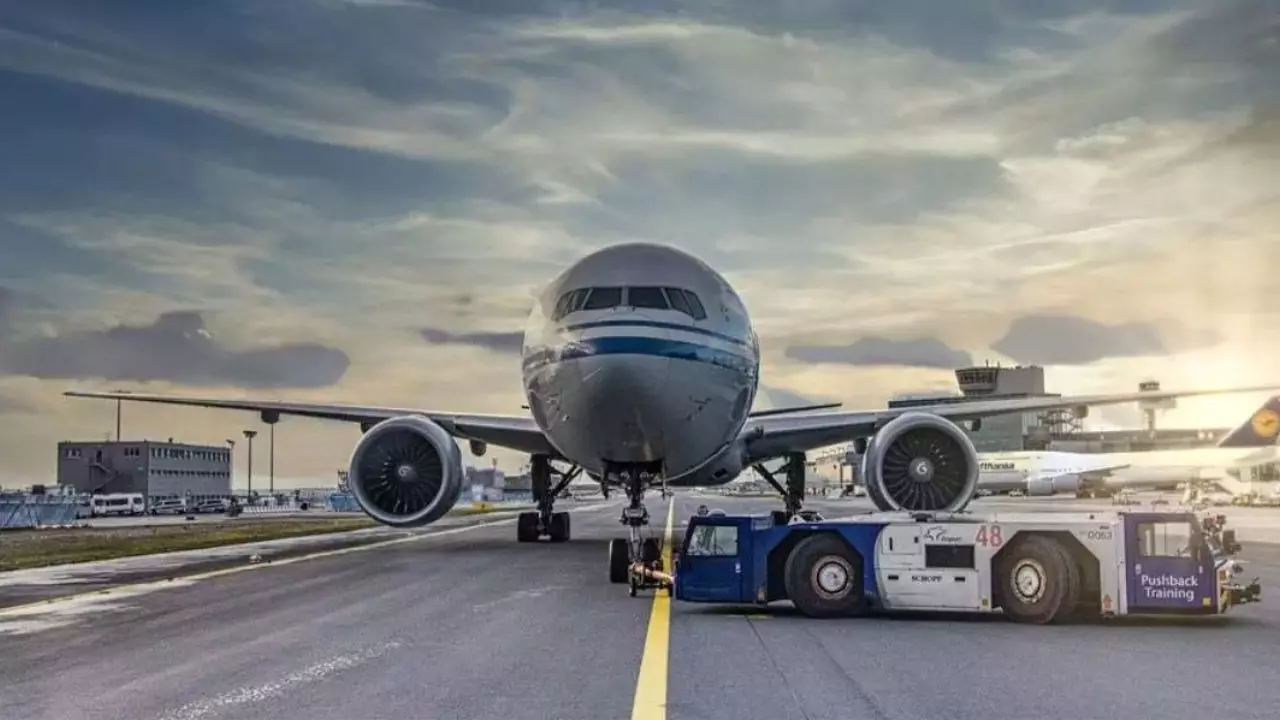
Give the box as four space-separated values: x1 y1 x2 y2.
0 0 1277 487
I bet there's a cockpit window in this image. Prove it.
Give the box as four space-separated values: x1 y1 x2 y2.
552 293 573 321
663 288 692 316
626 286 669 310
552 286 706 321
582 286 623 310
551 288 590 320
682 290 707 320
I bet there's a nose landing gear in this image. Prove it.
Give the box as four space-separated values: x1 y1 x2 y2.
605 461 671 594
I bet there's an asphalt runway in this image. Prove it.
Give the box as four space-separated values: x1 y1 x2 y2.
3 494 1280 720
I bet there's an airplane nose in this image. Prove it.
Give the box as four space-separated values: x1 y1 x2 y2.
579 319 674 462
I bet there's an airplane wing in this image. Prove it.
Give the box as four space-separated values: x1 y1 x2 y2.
740 385 1280 464
63 390 557 456
747 402 842 418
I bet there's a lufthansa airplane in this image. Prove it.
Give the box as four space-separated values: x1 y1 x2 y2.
976 395 1280 498
66 243 1280 585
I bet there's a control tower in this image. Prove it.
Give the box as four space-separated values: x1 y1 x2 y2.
954 363 1046 396
1138 379 1176 431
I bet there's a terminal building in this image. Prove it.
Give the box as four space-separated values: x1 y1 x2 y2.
57 439 233 498
808 364 1250 487
886 364 1071 453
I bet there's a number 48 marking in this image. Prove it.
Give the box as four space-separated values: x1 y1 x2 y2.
976 525 1004 547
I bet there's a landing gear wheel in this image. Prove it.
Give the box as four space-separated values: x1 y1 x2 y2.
516 512 539 543
998 535 1077 624
548 512 571 543
784 534 865 618
641 537 661 565
609 538 630 584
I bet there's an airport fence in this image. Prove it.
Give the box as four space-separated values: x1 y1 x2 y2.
0 492 82 529
327 492 362 512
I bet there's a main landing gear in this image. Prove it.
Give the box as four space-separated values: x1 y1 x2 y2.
517 454 581 543
606 461 669 595
753 452 820 523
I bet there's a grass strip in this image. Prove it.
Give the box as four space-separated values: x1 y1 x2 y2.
0 504 529 572
0 517 380 572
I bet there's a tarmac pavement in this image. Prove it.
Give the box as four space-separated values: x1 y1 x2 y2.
3 494 1280 720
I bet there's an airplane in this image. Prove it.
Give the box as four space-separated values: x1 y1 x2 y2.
64 242 1280 588
975 395 1280 498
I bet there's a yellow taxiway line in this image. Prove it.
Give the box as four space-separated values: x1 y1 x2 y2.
631 499 676 720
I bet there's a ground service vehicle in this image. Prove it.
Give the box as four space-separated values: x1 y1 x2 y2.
673 509 1262 623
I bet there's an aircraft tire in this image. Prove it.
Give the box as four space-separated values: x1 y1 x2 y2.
641 537 661 565
609 538 630 584
997 535 1077 624
783 534 865 618
549 512 571 543
516 512 540 543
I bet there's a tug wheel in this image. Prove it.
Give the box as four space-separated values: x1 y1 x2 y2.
997 535 1078 624
783 534 865 618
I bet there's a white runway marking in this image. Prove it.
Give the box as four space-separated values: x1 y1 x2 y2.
156 641 403 720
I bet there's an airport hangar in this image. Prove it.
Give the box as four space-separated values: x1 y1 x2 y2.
807 363 1275 486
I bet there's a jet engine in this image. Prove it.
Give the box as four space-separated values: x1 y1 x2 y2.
1026 474 1082 497
862 412 980 513
347 416 465 527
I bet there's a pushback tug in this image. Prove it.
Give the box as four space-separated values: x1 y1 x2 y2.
619 416 1262 622
668 506 1260 622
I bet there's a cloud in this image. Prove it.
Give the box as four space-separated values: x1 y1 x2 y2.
991 314 1222 366
421 328 524 354
0 291 349 387
786 337 973 370
0 392 29 413
0 1 1276 481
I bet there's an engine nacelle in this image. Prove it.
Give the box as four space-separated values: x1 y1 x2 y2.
1027 474 1082 497
863 412 980 513
347 415 465 527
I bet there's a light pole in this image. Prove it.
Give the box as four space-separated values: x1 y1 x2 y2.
269 423 275 495
225 439 236 498
243 430 257 500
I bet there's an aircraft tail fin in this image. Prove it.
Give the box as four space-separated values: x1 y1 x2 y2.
1216 396 1280 448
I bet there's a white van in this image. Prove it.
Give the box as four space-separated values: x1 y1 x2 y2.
91 493 145 517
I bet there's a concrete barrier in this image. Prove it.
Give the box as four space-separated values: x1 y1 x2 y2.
0 493 82 529
238 501 303 516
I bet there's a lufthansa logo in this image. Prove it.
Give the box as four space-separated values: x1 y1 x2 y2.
1252 408 1280 438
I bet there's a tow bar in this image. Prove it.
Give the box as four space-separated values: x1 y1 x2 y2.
628 562 674 596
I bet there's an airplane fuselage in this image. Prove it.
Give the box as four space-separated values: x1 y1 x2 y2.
982 447 1279 478
521 243 761 484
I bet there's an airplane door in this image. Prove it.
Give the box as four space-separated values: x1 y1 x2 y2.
676 520 747 603
1123 513 1216 614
